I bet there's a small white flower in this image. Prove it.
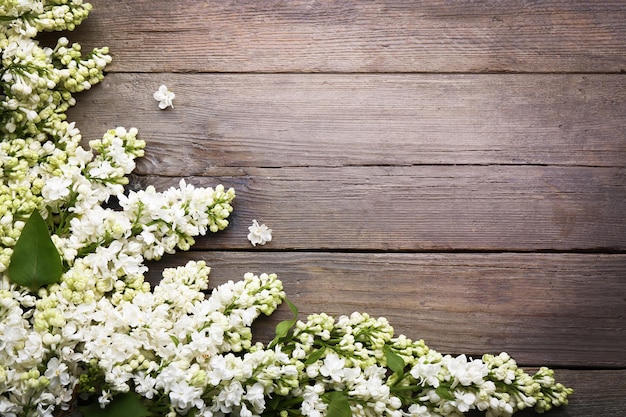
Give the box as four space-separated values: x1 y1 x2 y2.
153 84 175 109
41 176 72 202
319 353 345 382
244 382 266 411
44 357 71 388
453 390 476 412
98 390 113 408
410 357 442 388
247 219 272 246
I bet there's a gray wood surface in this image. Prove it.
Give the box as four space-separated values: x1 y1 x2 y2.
128 167 626 251
71 74 626 169
68 0 626 73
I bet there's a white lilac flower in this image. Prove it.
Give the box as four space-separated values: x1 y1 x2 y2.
443 354 489 388
247 219 272 246
453 390 477 412
319 353 346 382
43 357 71 388
98 390 113 408
153 84 175 109
301 383 328 417
244 382 266 412
41 176 72 202
169 380 204 413
407 404 437 417
410 357 442 388
134 373 158 400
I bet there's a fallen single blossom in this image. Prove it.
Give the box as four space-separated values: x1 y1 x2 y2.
248 219 273 246
153 84 175 109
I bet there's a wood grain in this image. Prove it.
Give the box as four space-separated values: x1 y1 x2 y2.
62 0 626 73
68 73 626 169
146 252 626 368
128 165 626 251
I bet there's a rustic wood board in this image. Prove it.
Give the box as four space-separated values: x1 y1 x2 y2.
67 0 626 73
69 73 626 169
128 166 626 252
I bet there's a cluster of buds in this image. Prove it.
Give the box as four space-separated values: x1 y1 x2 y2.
266 312 573 417
1 1 111 271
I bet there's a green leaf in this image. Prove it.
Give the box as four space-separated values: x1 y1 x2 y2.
323 391 352 417
435 385 456 401
79 392 151 417
383 345 406 378
304 346 327 365
269 298 299 348
8 210 63 290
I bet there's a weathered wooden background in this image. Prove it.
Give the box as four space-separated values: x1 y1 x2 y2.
66 1 626 415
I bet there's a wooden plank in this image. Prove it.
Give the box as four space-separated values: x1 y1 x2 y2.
64 0 626 73
68 73 626 169
145 252 626 368
128 164 626 251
